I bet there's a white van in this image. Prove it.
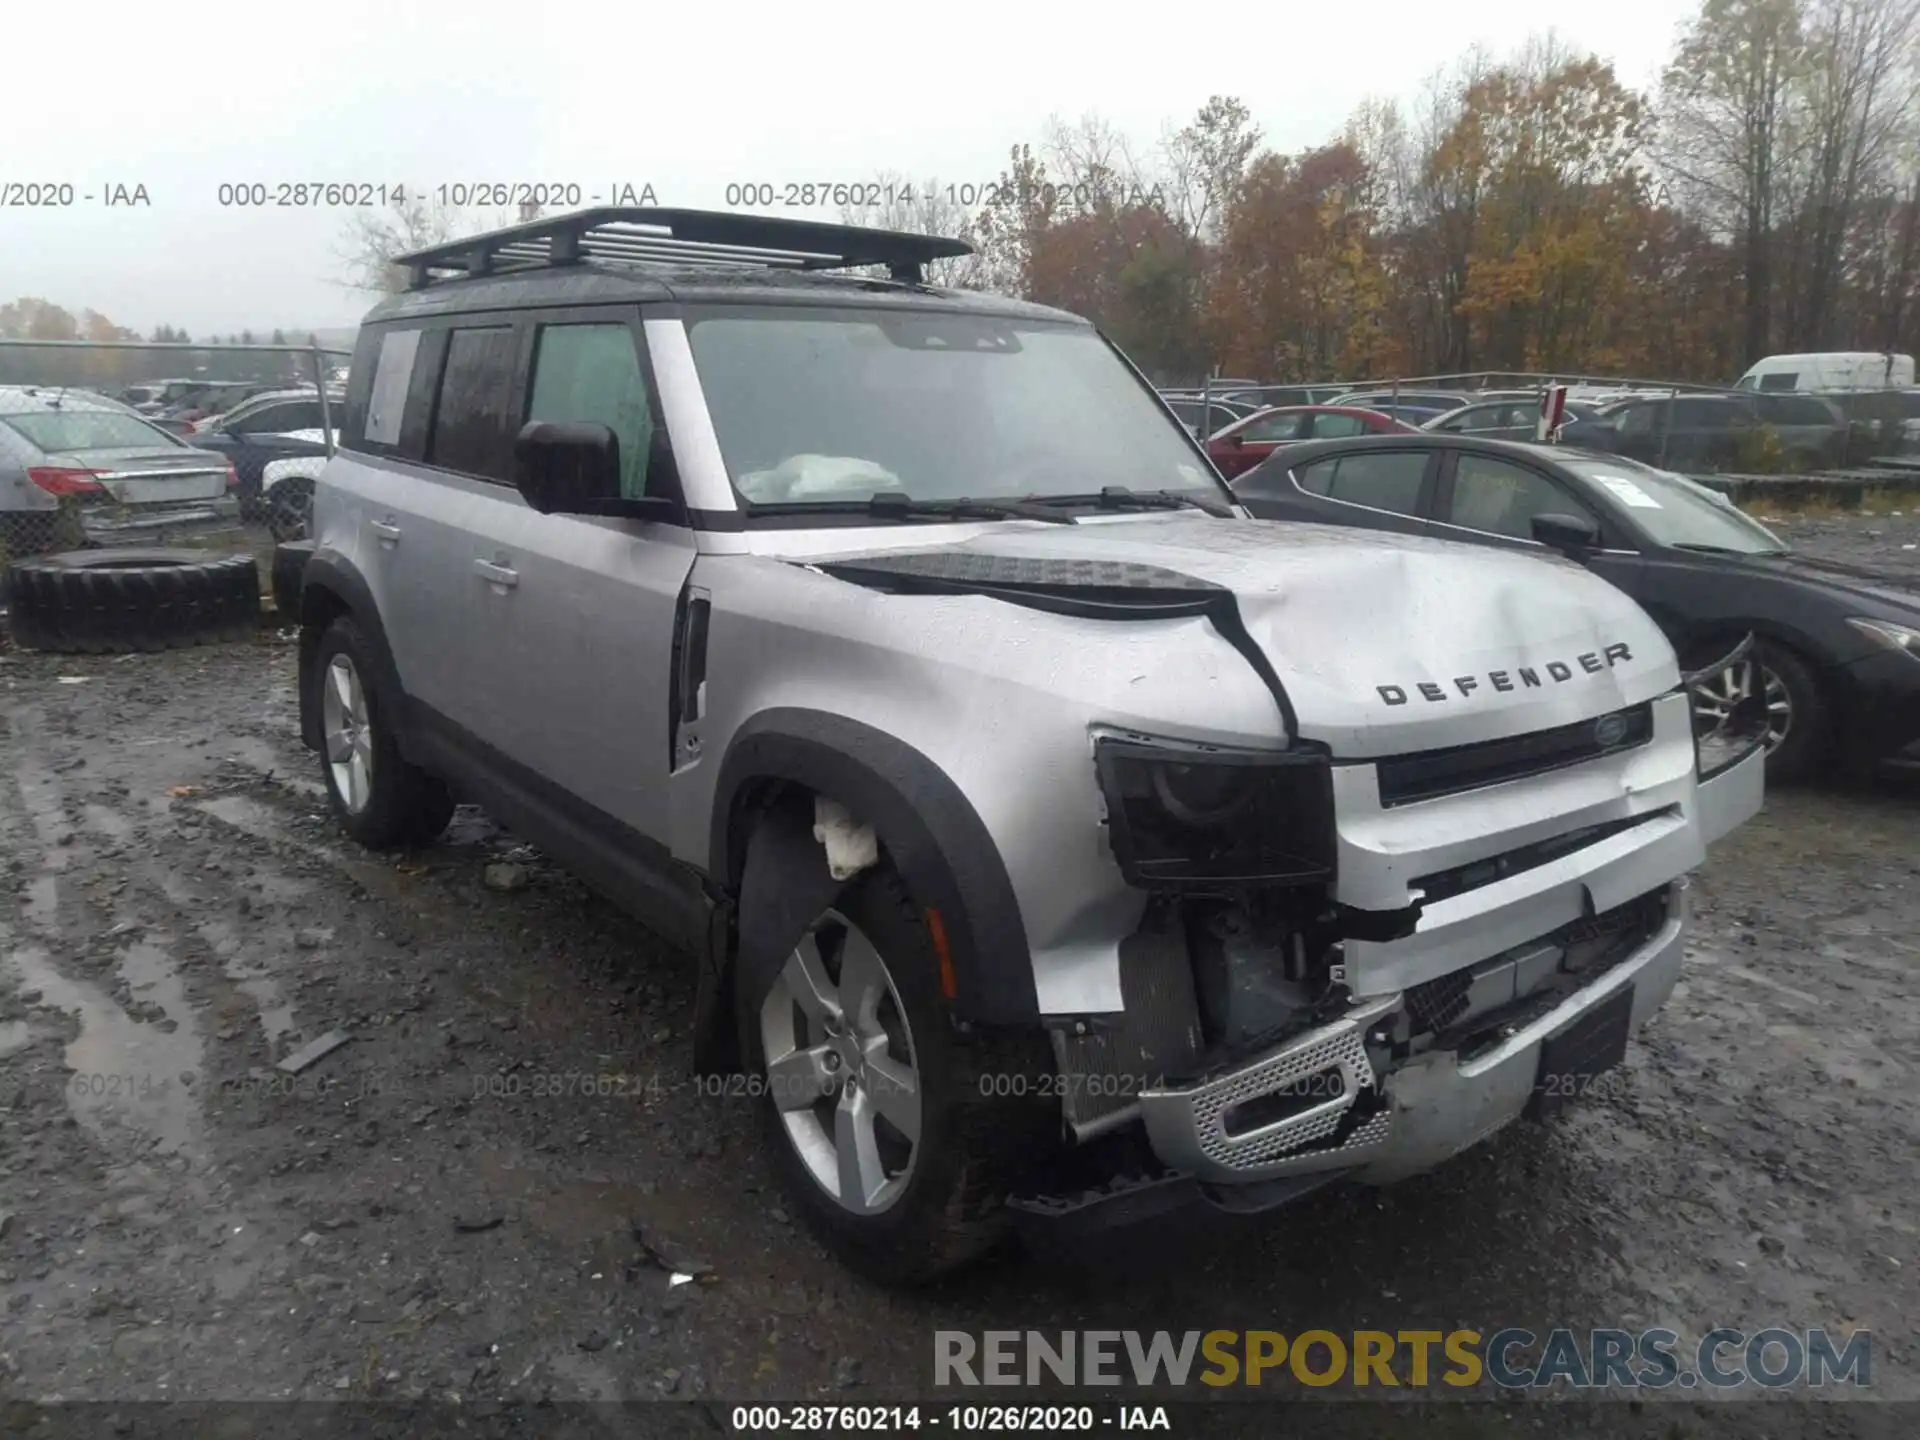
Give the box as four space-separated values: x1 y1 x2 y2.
1734 352 1914 393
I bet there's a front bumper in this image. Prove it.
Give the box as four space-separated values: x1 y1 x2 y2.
1835 646 1920 761
1137 877 1688 1186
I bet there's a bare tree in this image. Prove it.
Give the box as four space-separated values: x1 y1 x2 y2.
1787 0 1920 344
1161 95 1263 242
1659 0 1809 363
336 195 527 295
836 173 985 288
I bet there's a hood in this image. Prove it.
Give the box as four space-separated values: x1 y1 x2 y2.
1736 550 1920 613
809 514 1678 758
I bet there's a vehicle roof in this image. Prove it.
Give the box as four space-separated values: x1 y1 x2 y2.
1217 403 1403 431
360 262 1085 327
1237 431 1609 472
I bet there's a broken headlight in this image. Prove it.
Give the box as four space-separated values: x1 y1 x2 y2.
1682 634 1770 780
1094 738 1336 890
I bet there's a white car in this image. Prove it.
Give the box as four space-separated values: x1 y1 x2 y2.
260 430 333 539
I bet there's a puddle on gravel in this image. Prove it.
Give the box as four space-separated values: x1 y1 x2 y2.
197 914 297 1045
5 939 205 1155
193 793 434 911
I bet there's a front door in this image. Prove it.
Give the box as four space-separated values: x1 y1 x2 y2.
447 309 696 846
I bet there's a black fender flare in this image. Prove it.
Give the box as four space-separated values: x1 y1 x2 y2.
296 550 410 757
708 709 1039 1027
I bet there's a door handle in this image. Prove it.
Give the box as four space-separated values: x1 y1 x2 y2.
473 558 519 589
369 518 401 545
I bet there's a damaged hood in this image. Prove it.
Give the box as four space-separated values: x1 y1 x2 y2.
807 514 1678 758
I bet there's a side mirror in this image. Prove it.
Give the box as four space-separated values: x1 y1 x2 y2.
1531 512 1600 556
512 421 678 522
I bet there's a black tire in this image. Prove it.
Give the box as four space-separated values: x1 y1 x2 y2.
270 540 313 621
735 823 1057 1285
1753 640 1830 785
309 615 454 849
4 548 260 654
267 478 314 543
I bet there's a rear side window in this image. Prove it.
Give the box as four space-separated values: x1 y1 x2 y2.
525 323 655 499
1757 394 1836 425
1241 411 1305 442
365 329 422 447
1674 398 1749 427
427 326 517 480
1312 412 1369 438
1294 451 1428 514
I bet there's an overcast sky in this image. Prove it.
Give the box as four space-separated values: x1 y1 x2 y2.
7 0 1696 336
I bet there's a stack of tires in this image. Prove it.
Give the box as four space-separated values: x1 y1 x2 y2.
2 550 261 654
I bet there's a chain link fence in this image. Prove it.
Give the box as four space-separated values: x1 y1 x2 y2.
0 339 346 577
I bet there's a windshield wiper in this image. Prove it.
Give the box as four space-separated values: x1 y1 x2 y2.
1671 542 1789 556
1030 485 1236 518
743 493 1077 525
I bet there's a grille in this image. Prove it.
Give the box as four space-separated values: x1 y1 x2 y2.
1376 703 1654 808
1411 810 1672 905
1406 969 1474 1032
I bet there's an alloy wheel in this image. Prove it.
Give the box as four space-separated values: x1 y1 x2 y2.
759 910 922 1216
1690 656 1791 752
321 654 374 813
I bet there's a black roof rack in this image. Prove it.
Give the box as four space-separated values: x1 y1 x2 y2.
392 207 974 290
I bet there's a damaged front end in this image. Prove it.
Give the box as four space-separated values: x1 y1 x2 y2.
1017 665 1764 1233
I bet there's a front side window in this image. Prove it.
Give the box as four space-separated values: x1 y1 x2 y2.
525 323 655 499
427 326 516 480
685 306 1225 507
1446 455 1591 540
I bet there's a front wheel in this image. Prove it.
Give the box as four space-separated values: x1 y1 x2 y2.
736 841 1055 1284
1689 638 1829 784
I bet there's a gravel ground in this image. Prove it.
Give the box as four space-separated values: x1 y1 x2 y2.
0 518 1916 1435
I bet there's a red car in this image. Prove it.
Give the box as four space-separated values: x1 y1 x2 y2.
1205 405 1415 479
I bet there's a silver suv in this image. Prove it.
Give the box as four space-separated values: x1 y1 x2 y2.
291 208 1765 1283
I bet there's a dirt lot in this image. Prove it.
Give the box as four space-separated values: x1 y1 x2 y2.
1 515 1916 1433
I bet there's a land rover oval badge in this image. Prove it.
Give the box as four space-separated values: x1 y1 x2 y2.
1594 712 1630 747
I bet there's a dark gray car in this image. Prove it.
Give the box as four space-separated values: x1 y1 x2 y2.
0 387 239 555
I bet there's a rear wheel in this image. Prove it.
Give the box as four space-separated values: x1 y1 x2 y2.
736 839 1056 1284
311 616 453 848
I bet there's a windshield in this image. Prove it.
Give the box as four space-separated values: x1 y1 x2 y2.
2 410 181 452
685 306 1225 507
1560 457 1785 553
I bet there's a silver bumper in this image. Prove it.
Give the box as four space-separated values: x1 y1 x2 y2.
82 496 243 543
1137 877 1689 1185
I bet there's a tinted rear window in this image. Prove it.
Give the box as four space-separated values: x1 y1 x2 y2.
426 326 517 479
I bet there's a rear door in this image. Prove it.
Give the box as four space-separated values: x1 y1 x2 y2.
447 306 697 846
